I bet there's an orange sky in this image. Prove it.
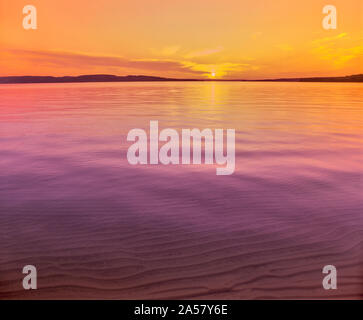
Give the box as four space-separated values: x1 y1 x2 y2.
0 0 362 79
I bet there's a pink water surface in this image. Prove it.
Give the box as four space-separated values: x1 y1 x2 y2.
0 81 362 299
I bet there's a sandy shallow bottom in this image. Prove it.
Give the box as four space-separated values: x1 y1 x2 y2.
0 192 362 299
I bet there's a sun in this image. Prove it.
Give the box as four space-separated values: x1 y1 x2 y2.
211 72 216 78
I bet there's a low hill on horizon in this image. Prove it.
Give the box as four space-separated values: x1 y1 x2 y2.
0 74 362 84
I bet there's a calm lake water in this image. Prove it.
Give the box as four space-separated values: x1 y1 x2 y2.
0 81 362 299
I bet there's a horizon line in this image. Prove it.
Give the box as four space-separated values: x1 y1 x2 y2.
0 73 362 84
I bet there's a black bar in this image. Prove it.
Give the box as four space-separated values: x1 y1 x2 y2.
0 300 361 319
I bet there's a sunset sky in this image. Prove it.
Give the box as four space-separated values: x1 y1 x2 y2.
0 0 362 79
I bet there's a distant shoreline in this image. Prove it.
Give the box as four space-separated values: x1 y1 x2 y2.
0 74 362 84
